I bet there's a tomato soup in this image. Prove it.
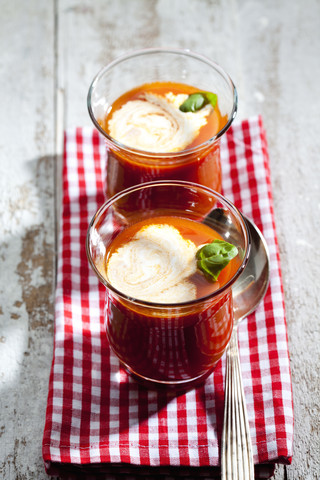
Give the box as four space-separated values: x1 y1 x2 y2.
98 82 229 199
103 216 238 384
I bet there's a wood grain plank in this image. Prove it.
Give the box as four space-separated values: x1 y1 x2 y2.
0 1 57 478
234 2 320 479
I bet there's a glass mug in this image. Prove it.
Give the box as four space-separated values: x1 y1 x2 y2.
87 48 237 200
86 181 250 388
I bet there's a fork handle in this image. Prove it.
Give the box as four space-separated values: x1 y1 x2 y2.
221 328 255 480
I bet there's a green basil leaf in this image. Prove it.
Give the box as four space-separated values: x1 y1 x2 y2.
179 91 218 113
196 239 238 281
179 93 207 112
203 91 218 109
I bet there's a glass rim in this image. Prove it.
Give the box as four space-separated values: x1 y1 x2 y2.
86 180 251 308
87 47 238 158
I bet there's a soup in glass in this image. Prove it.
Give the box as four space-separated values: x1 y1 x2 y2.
86 181 250 388
87 48 237 200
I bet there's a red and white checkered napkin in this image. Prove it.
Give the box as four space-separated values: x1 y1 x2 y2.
43 116 293 479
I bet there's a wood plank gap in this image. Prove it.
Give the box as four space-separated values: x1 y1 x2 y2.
53 0 65 285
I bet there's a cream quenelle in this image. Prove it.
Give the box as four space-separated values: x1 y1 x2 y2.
107 92 212 153
106 223 198 303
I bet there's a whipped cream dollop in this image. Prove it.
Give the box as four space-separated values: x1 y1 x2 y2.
108 92 211 153
106 224 198 303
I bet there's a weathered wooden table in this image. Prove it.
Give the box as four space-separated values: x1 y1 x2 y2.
1 1 319 479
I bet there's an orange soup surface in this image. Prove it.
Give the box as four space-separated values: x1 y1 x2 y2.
104 215 240 302
99 82 228 152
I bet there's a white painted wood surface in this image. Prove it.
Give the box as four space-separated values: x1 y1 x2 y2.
0 1 319 479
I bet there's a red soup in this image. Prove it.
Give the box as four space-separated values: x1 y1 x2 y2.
102 215 239 385
98 82 229 199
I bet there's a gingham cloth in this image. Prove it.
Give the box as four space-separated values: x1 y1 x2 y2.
43 116 294 478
